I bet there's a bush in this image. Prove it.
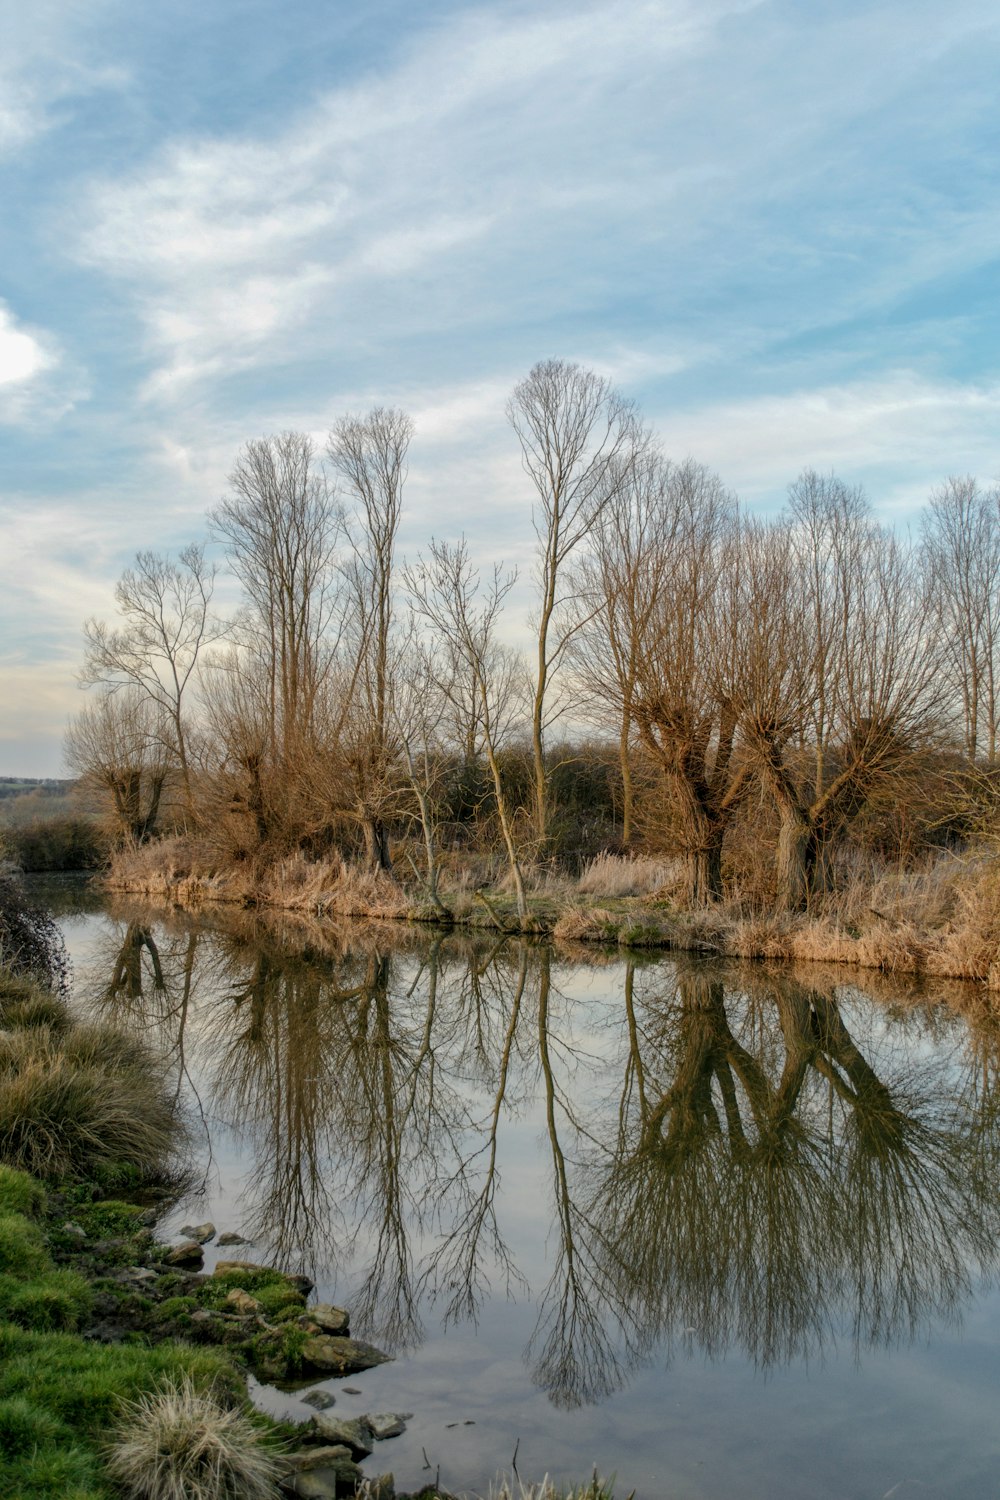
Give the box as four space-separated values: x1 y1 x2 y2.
0 877 68 993
106 1377 283 1500
3 815 104 873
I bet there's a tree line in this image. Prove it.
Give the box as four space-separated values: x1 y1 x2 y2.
66 360 1000 913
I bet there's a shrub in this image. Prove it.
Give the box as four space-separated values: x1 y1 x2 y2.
3 815 104 873
0 878 68 993
106 1378 283 1500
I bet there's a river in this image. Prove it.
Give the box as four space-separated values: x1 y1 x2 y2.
38 877 1000 1499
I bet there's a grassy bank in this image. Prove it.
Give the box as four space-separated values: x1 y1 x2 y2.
105 840 1000 984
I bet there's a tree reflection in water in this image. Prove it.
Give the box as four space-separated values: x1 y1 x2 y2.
81 910 1000 1405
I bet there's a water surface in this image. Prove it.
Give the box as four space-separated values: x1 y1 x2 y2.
44 883 1000 1499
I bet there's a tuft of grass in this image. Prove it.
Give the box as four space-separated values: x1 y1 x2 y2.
485 1475 625 1500
0 1213 50 1278
0 1268 93 1331
578 852 678 899
0 1023 181 1181
0 986 70 1033
73 1199 146 1240
0 1325 242 1435
0 1165 45 1218
106 1377 284 1500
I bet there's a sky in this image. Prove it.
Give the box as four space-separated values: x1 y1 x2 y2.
2 0 1000 775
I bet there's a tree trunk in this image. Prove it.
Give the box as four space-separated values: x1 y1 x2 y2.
363 814 393 875
619 709 633 846
776 806 813 912
684 834 724 907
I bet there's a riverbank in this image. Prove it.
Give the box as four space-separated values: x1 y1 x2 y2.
0 907 620 1500
105 839 1000 985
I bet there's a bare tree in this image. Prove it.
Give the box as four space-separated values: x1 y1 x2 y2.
507 359 639 850
406 539 528 927
328 407 413 873
65 687 170 847
571 446 668 845
744 473 942 907
391 632 453 910
213 432 341 770
81 543 222 817
920 476 1000 762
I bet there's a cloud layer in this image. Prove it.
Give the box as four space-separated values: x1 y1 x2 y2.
3 0 1000 770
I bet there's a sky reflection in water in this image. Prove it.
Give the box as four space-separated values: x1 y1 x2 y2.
50 890 1000 1500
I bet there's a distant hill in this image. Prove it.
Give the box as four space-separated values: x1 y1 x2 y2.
0 778 75 801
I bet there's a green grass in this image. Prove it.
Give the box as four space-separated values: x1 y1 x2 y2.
196 1266 293 1308
72 1199 147 1239
0 1269 92 1331
0 1166 46 1218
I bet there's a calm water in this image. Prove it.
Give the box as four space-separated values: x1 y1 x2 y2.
40 880 1000 1499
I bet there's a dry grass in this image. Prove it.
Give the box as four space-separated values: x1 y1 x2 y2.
0 1016 181 1179
106 835 1000 987
106 1378 283 1500
577 852 681 898
483 1474 622 1500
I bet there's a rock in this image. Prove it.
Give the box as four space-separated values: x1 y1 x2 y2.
286 1465 360 1500
225 1288 260 1314
217 1230 249 1246
61 1221 87 1241
301 1335 392 1376
301 1389 336 1411
283 1446 352 1472
165 1240 204 1267
190 1309 218 1324
180 1221 216 1243
307 1303 349 1335
214 1258 313 1294
119 1266 158 1285
342 1387 362 1395
309 1414 373 1459
368 1413 407 1441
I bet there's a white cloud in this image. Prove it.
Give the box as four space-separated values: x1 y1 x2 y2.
0 304 52 387
0 0 124 156
652 372 1000 514
75 0 753 399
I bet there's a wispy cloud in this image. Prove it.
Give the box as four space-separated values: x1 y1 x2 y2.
0 0 124 156
653 372 1000 512
74 0 751 399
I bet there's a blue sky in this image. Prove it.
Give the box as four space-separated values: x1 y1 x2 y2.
2 0 1000 774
